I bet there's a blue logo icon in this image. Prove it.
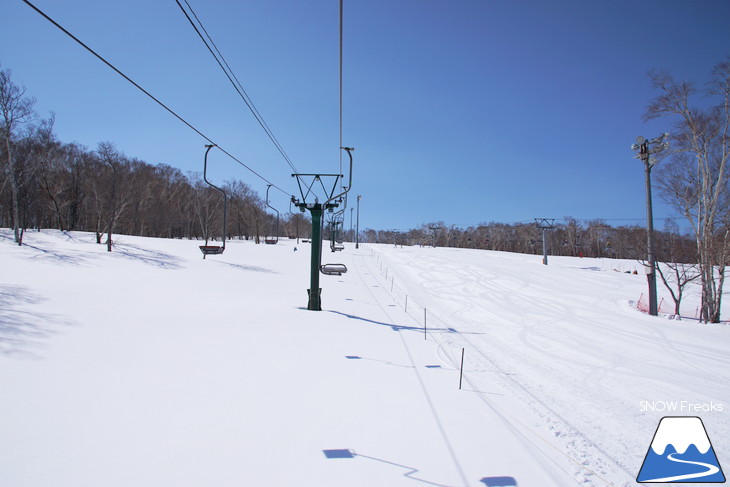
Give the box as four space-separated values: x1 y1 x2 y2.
637 416 725 483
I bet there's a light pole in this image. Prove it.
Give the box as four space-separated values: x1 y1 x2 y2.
632 133 669 316
350 207 354 242
355 194 361 249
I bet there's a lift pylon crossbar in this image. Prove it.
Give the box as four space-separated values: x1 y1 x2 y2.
292 173 343 209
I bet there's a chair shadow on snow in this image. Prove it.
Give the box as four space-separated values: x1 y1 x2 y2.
480 476 518 486
0 285 75 359
344 354 414 369
322 449 457 487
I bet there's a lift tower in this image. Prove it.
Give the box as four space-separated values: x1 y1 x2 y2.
291 147 353 310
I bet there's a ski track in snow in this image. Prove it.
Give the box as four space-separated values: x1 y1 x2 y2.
367 245 729 487
354 253 582 487
359 252 622 486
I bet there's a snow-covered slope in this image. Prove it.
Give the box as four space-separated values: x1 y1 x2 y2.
1 229 728 487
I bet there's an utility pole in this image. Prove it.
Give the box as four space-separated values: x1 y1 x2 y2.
356 194 361 249
632 134 669 316
535 219 554 265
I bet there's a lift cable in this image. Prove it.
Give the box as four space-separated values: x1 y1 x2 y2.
175 0 299 175
21 0 291 196
339 0 344 178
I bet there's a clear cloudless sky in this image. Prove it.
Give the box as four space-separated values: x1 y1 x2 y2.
2 0 730 232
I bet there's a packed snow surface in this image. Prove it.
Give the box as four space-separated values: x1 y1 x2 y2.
1 229 728 487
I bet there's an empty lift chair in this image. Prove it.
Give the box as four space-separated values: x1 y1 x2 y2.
198 144 227 258
320 149 355 275
321 213 347 274
264 184 280 245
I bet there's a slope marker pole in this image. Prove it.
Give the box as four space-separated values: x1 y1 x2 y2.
459 348 465 389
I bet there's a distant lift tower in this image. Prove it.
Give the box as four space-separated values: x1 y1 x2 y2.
429 226 439 248
535 218 555 265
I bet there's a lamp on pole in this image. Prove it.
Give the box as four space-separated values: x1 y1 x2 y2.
632 133 669 316
355 194 362 249
350 207 354 242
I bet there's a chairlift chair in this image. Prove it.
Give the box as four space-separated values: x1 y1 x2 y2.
264 185 280 244
328 213 345 252
200 245 225 256
198 145 227 258
321 263 347 276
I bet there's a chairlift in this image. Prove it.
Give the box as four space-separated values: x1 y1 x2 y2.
264 184 280 245
321 263 347 276
328 218 345 252
198 145 227 258
328 203 346 252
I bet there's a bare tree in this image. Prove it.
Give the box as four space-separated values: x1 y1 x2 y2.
0 67 37 244
647 60 730 322
188 174 222 245
96 142 133 252
655 220 701 316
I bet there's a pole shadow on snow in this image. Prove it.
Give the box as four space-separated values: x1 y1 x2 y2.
328 310 423 332
0 285 76 359
322 449 457 487
328 310 467 335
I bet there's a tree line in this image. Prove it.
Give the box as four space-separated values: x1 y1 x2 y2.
358 218 691 261
0 66 309 249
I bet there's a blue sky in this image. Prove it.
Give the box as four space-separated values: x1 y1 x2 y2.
3 0 729 232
